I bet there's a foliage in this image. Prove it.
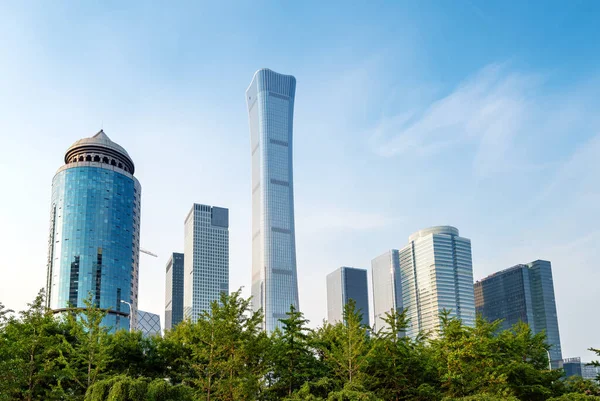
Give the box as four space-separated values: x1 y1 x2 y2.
1 290 598 401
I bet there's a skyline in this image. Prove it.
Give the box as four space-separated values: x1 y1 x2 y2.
1 1 599 360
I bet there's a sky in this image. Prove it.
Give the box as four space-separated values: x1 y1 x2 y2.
0 1 599 360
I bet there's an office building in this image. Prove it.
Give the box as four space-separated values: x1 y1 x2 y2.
582 364 600 382
474 260 562 364
246 68 300 332
561 357 583 378
45 130 141 331
326 267 370 326
183 204 229 322
371 249 402 333
165 252 184 330
136 310 161 337
399 226 476 338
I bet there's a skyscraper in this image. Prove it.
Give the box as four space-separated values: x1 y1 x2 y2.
136 310 161 337
183 204 229 322
371 249 402 333
399 226 476 338
474 260 562 364
165 252 184 330
246 68 300 332
45 130 141 331
326 267 370 326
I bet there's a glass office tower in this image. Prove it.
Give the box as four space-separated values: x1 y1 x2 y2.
165 252 184 330
371 250 402 333
474 260 562 364
183 204 229 322
136 310 161 337
46 130 141 331
399 226 476 339
326 267 370 326
246 68 300 332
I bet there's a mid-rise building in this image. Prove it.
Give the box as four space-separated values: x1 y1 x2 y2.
326 267 370 326
165 252 184 330
561 357 583 378
582 363 600 382
371 250 402 333
136 310 161 337
183 204 229 322
399 226 476 338
246 68 300 332
45 130 141 331
474 260 562 364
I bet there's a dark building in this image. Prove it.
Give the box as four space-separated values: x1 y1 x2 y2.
561 357 583 378
327 266 370 326
165 253 184 330
474 260 562 365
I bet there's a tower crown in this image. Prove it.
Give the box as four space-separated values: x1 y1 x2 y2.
64 130 135 174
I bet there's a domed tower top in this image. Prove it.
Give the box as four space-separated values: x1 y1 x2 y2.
64 130 135 174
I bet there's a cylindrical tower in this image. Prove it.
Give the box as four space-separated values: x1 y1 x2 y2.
46 130 141 331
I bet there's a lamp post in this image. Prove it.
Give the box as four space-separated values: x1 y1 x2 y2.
546 349 553 370
120 300 133 332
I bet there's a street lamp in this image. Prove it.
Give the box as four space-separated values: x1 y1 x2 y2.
120 300 133 332
546 349 553 370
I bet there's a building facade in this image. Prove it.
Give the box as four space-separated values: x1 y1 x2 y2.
246 68 300 332
183 204 229 322
582 364 600 382
165 252 184 330
371 249 402 333
399 226 476 339
136 310 161 337
561 357 583 378
45 130 141 331
474 260 563 364
326 267 370 326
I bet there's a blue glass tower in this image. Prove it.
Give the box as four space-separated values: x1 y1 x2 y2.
45 130 141 331
247 69 300 332
326 267 370 327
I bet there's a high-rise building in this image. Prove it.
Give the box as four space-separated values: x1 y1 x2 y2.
371 250 402 333
474 260 562 364
246 68 300 332
561 357 583 378
45 130 141 331
399 226 476 338
582 363 600 382
136 310 161 337
183 204 229 322
165 252 184 330
326 267 370 326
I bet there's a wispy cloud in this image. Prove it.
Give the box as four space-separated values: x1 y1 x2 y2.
367 63 548 177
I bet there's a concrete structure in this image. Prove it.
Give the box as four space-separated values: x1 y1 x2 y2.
371 249 402 333
45 130 141 331
474 260 562 365
183 204 229 322
246 68 300 332
399 226 476 338
326 267 370 326
136 310 161 337
165 252 184 330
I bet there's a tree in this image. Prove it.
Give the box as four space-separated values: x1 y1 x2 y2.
318 300 374 390
268 305 319 398
56 294 112 398
0 289 66 401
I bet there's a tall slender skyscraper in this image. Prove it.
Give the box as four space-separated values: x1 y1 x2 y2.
45 130 141 331
399 226 476 338
246 68 300 332
326 267 370 326
371 249 402 333
474 260 562 364
165 252 184 330
183 204 229 322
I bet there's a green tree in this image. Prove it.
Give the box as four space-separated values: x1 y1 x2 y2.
0 289 66 401
318 300 374 390
269 305 319 398
57 294 112 398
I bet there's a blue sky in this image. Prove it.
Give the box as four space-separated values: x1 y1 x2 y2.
1 1 599 359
